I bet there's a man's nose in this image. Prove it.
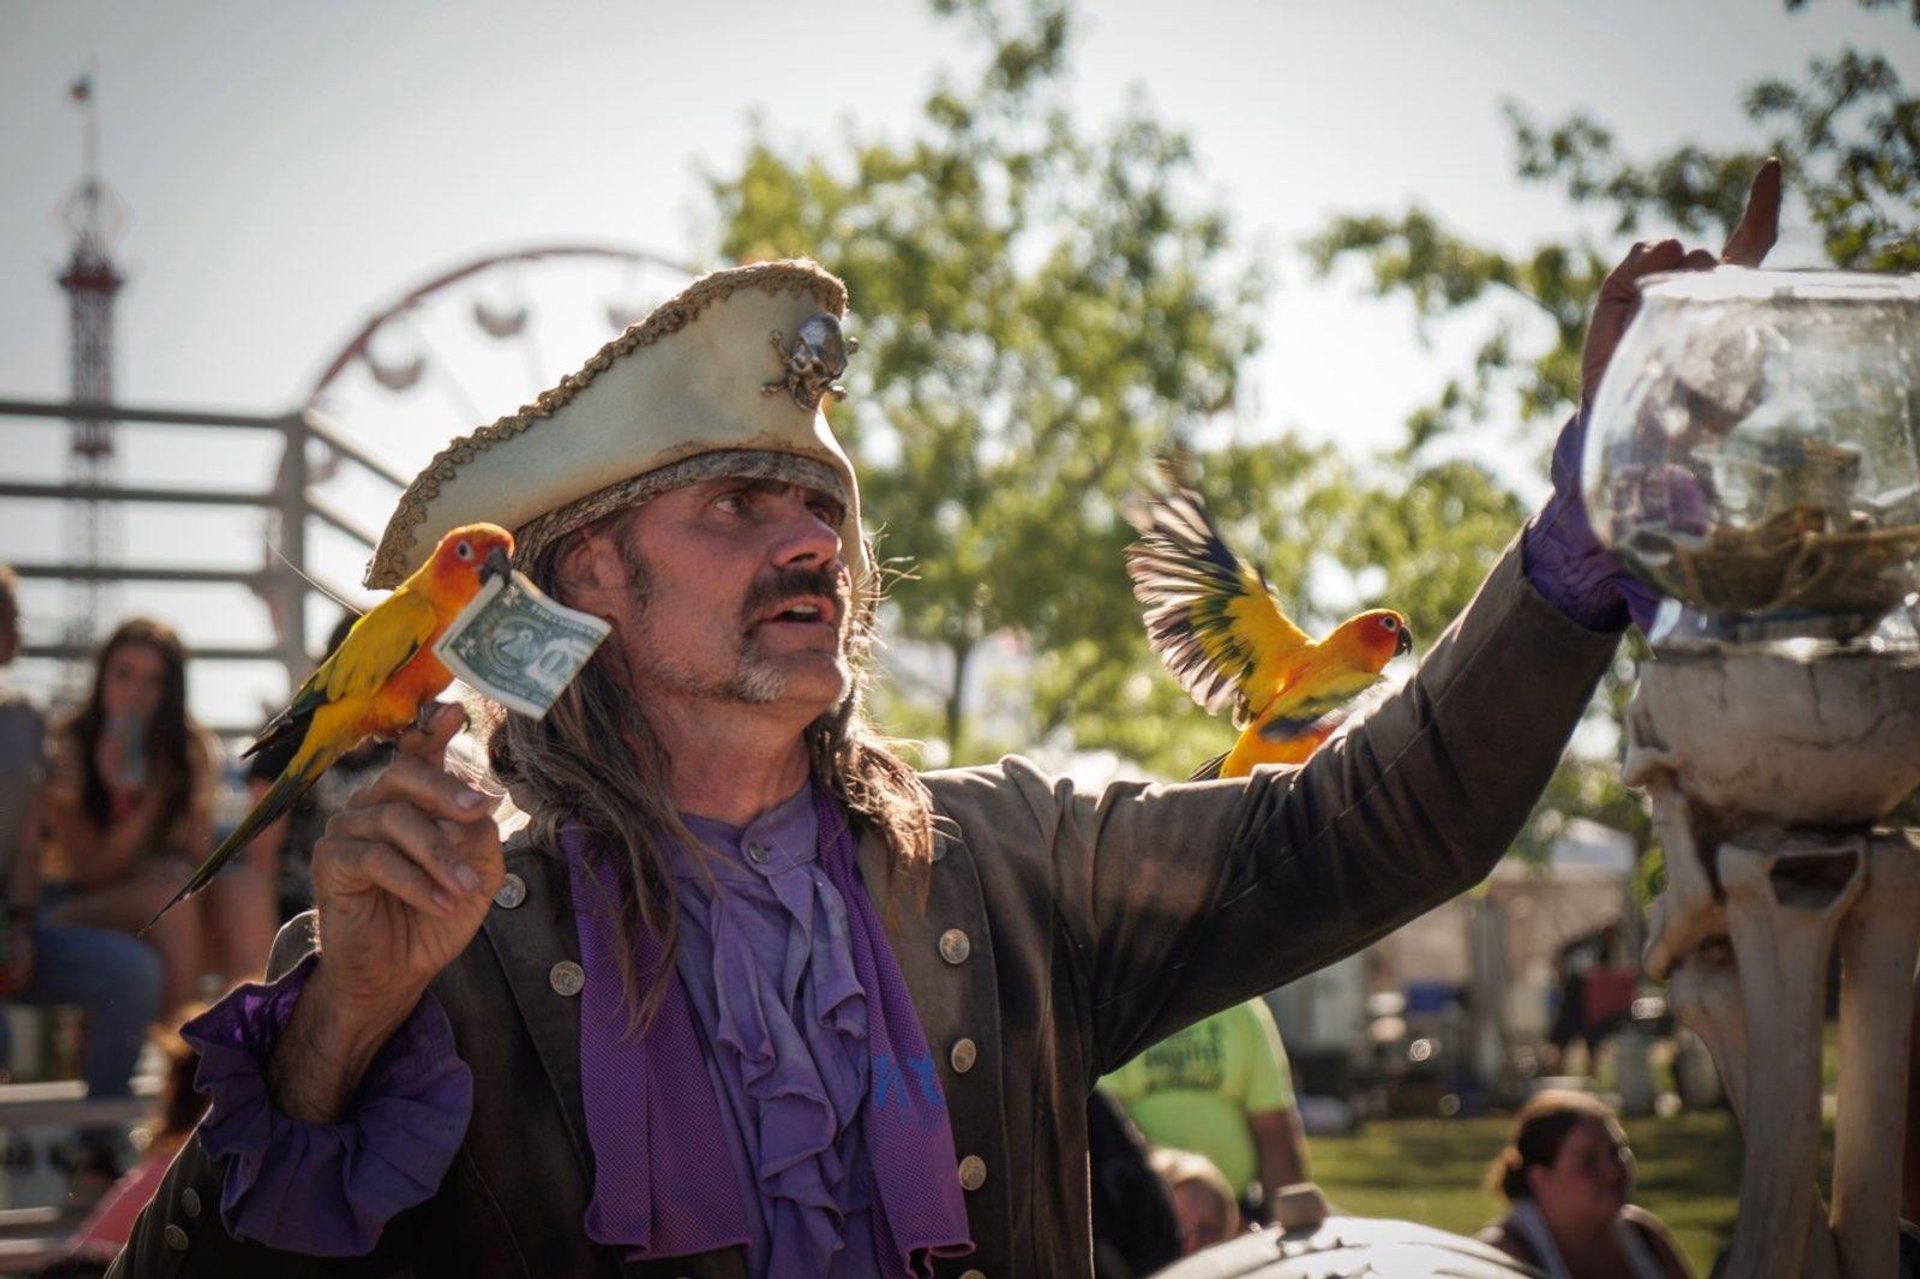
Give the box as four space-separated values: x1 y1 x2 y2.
769 493 842 568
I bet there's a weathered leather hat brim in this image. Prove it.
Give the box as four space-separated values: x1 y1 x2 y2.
365 259 865 590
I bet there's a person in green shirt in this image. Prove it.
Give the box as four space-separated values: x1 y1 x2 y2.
1101 995 1309 1224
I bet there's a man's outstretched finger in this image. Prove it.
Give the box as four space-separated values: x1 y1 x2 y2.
1596 240 1682 308
360 754 494 826
1721 157 1782 267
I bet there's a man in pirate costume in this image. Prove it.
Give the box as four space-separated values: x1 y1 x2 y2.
111 165 1776 1279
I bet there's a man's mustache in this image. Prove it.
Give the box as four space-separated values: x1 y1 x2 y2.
742 567 849 625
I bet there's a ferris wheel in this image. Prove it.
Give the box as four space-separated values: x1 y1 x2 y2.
279 244 694 631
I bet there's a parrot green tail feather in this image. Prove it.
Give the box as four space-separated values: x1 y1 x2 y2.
139 754 327 934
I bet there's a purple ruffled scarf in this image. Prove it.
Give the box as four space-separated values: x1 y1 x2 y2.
563 787 971 1276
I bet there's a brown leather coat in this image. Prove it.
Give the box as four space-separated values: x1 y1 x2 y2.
110 544 1618 1279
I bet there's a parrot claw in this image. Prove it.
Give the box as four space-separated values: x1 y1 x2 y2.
411 699 470 737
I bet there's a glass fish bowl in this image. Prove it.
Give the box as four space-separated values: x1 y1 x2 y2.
1582 268 1920 644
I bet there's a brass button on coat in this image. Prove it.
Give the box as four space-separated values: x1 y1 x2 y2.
180 1186 202 1218
747 842 769 865
949 1038 978 1073
959 1271 987 1279
493 873 527 909
164 1223 190 1251
957 1155 987 1191
548 960 585 997
938 928 971 965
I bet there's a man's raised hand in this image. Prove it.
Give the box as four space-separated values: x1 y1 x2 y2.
1581 157 1784 405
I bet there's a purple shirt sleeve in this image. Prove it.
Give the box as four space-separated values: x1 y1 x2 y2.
1520 407 1659 634
179 956 473 1256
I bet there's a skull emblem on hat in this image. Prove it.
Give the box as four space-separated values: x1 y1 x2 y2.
763 312 859 412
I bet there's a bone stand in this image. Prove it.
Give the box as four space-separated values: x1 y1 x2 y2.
1626 652 1920 1279
1720 837 1863 1279
1649 788 1843 1278
1665 937 1842 1279
1829 832 1920 1279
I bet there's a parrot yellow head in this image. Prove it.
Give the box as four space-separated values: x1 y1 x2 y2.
1327 609 1413 675
422 523 516 603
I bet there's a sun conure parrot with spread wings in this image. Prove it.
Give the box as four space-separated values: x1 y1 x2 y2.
1124 465 1411 780
144 523 516 929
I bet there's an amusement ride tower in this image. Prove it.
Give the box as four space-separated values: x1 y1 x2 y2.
56 72 127 674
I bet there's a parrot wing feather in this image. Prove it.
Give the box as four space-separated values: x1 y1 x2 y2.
321 586 438 704
1262 665 1385 726
1256 675 1397 745
1256 702 1356 744
1124 478 1311 727
242 671 329 762
242 588 436 764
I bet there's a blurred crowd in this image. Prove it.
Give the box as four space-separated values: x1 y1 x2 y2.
0 567 378 1228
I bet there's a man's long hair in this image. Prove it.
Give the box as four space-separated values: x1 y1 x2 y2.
486 512 934 1028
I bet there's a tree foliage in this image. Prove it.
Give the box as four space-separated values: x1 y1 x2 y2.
705 0 1530 777
708 0 1263 761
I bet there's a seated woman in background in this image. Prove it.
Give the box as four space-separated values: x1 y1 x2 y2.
1478 1089 1693 1279
42 618 272 1014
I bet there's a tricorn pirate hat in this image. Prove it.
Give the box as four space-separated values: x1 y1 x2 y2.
365 258 867 590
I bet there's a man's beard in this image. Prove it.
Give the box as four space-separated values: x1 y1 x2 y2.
621 540 850 706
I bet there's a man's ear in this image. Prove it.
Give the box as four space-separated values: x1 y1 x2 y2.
553 527 626 618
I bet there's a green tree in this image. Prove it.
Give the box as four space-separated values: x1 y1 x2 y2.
708 0 1263 762
1301 0 1917 858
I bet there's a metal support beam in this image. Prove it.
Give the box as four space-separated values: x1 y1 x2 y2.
22 642 284 663
9 563 267 586
0 397 293 431
303 489 381 549
303 412 408 488
273 408 312 682
0 480 273 507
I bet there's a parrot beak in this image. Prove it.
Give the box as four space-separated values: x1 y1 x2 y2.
482 546 513 585
1395 625 1413 658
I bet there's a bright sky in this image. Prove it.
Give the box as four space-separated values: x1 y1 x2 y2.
3 0 1914 728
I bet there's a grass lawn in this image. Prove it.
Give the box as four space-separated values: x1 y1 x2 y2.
1308 1109 1743 1273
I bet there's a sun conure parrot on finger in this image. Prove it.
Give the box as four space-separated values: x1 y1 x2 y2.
1123 464 1411 780
143 522 516 929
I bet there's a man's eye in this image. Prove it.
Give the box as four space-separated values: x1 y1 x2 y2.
810 500 844 524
